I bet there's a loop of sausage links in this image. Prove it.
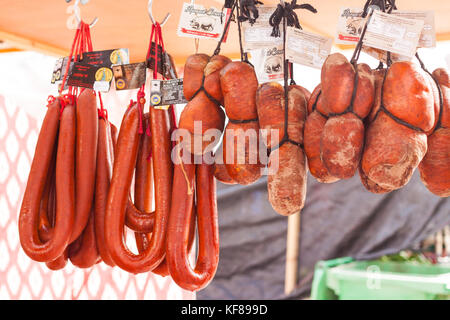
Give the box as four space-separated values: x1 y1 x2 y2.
373 69 425 133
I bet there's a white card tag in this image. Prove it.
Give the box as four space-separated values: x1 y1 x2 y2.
363 10 424 58
285 27 332 69
242 6 282 51
250 45 284 83
177 2 231 42
336 8 435 48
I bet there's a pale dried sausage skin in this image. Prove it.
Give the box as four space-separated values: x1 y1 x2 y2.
256 83 308 216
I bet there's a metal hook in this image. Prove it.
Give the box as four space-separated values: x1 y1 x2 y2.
73 0 99 28
148 0 171 26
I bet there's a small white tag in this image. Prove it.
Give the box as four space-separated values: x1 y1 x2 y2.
250 45 284 83
364 10 424 58
177 2 231 42
285 27 332 69
242 6 282 51
93 81 110 92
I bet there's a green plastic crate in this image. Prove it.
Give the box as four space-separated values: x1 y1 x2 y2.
311 257 450 300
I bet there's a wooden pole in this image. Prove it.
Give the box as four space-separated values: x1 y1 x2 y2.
284 212 301 295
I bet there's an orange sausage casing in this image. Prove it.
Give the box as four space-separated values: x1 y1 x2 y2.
105 104 172 273
19 98 75 262
220 61 263 185
179 54 230 154
166 153 219 291
94 118 116 266
71 89 98 243
418 68 450 197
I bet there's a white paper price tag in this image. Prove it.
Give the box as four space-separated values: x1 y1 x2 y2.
285 27 332 69
242 6 282 51
364 10 424 58
177 2 231 41
336 8 435 48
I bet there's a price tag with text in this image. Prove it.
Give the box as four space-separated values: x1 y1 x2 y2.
242 6 282 51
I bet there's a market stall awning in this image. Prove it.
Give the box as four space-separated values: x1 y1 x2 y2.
0 0 449 65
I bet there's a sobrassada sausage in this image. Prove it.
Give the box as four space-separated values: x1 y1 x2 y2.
213 141 237 185
220 61 263 185
256 83 308 216
418 68 450 197
105 103 172 273
361 61 433 190
320 53 375 179
179 54 230 154
304 85 339 183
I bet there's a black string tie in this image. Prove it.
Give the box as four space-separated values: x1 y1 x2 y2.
238 0 263 25
269 1 317 37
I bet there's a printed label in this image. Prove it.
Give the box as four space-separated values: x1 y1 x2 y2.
150 79 187 109
177 2 232 42
242 6 282 51
335 7 435 48
250 45 284 83
363 10 424 58
112 62 147 91
67 63 113 92
285 27 332 69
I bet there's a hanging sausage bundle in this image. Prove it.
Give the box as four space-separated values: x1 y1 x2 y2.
19 22 115 270
418 68 450 197
360 59 436 191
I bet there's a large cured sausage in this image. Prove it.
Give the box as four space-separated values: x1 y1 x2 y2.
179 54 231 154
219 61 263 185
304 84 339 183
320 53 375 179
19 97 76 262
256 83 308 216
105 103 172 274
166 152 219 291
70 89 98 243
418 68 450 197
361 61 434 190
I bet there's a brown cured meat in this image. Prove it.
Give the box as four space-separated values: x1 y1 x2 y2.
320 54 375 179
361 61 434 190
419 68 450 197
213 141 237 185
220 61 263 185
256 83 308 216
179 54 231 154
304 84 338 183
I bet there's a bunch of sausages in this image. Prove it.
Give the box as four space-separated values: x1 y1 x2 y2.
19 89 114 270
18 50 449 292
305 53 449 197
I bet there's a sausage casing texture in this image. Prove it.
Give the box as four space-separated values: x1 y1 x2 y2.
19 99 76 262
105 104 172 273
418 68 450 197
361 62 433 190
71 89 98 243
220 61 263 185
166 154 219 291
256 83 308 216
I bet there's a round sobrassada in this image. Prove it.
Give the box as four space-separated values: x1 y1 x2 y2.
320 53 375 179
179 54 231 154
256 82 308 216
418 68 450 197
220 61 263 185
361 61 433 190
